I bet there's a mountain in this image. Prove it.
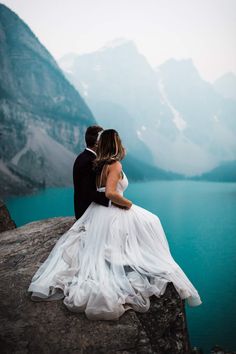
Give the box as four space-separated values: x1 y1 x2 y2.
213 72 236 101
59 38 163 164
0 10 179 199
0 4 95 197
59 40 236 177
155 59 236 174
122 154 183 181
190 160 236 182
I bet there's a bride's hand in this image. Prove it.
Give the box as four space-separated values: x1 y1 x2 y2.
125 200 132 209
112 200 132 210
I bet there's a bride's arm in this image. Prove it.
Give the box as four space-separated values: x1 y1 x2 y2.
105 161 132 209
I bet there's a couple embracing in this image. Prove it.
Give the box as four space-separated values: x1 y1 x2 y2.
28 126 202 320
73 126 131 221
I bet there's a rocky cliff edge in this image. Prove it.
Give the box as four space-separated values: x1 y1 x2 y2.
0 215 192 353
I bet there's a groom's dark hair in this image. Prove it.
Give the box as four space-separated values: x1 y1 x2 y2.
85 125 103 148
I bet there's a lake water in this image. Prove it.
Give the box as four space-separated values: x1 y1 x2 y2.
6 180 236 353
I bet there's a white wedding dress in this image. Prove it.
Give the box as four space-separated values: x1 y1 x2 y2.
28 171 202 320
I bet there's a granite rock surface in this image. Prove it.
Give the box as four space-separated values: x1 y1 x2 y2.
0 216 192 354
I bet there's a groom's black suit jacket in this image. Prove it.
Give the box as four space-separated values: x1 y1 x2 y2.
73 149 109 219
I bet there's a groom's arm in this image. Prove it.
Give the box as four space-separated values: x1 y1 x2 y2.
88 168 127 209
89 188 110 207
87 172 110 207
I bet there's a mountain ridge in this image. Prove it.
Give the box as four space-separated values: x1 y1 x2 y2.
0 4 95 197
0 7 181 199
59 39 236 178
189 160 236 182
213 72 236 101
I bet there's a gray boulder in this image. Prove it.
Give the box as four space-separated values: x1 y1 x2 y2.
0 217 192 353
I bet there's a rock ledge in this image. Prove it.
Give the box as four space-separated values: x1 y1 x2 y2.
0 217 192 353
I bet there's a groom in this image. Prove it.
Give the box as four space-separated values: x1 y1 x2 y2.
73 125 110 219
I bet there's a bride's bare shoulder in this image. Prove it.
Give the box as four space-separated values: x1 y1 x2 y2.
108 161 122 173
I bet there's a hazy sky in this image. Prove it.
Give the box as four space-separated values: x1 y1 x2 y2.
2 0 236 82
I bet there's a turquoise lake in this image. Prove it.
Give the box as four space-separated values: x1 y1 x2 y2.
6 180 236 353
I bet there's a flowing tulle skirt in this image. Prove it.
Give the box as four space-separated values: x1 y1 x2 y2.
28 202 202 320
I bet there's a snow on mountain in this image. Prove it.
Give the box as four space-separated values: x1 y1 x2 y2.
158 79 187 132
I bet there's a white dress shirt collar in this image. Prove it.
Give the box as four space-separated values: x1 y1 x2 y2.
85 147 97 156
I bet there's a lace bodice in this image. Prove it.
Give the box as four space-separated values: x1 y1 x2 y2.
97 171 128 195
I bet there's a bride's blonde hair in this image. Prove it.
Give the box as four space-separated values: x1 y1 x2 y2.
93 129 125 175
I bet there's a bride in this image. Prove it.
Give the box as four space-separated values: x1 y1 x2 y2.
28 129 202 320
